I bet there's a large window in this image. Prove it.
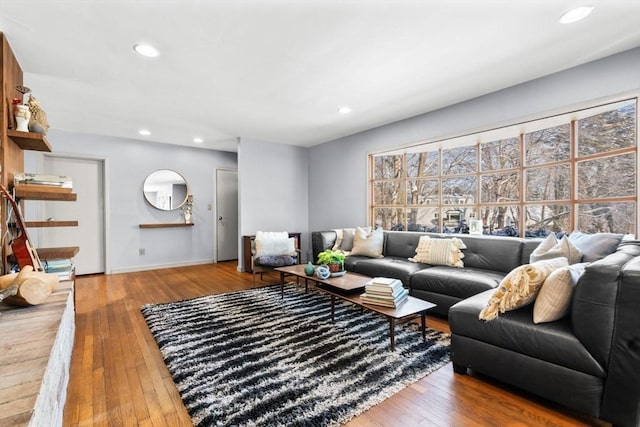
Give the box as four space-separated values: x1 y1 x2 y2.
370 99 638 237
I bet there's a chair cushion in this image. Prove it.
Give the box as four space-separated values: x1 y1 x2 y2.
255 237 296 257
255 255 296 267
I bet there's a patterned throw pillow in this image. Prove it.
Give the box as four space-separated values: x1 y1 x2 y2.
479 257 568 321
530 234 582 264
349 227 384 258
533 263 588 324
409 236 466 267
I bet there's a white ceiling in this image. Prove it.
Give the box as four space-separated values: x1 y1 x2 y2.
1 1 639 153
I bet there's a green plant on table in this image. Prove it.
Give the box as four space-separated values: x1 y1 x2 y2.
317 249 346 272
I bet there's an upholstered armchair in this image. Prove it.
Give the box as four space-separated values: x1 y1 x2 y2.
251 231 300 286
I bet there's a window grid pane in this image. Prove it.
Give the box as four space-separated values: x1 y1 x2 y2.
370 99 637 236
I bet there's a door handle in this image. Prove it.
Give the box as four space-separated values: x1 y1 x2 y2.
218 216 222 220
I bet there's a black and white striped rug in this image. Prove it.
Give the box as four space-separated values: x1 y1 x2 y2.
142 284 450 427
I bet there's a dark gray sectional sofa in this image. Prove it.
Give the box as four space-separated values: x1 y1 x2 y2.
312 230 540 316
450 241 640 427
311 229 640 426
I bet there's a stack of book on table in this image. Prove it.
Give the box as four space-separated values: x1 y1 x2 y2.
361 277 409 308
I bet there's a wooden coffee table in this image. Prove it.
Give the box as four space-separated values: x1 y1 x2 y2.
276 265 436 351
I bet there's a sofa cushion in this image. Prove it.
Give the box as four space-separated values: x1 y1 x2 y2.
530 234 582 264
410 266 504 300
349 227 384 258
409 236 466 267
450 290 606 378
351 256 429 287
456 234 524 273
479 257 568 321
533 262 588 324
568 231 623 262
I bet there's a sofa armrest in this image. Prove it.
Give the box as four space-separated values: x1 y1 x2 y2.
311 231 337 263
600 254 640 426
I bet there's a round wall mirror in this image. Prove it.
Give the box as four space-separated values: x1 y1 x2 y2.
143 169 189 211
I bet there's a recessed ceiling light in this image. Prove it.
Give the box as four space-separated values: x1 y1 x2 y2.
139 129 151 136
133 43 159 57
193 137 204 144
338 106 352 114
559 6 594 24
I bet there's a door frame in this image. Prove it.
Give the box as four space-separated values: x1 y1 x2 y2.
37 152 111 274
214 168 238 263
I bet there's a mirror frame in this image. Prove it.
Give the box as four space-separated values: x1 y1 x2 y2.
143 169 189 211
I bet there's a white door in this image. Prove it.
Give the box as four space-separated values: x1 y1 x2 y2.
216 169 238 261
39 155 105 275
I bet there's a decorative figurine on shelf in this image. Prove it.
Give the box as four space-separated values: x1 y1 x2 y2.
27 96 50 135
13 102 30 132
182 194 194 224
13 85 31 132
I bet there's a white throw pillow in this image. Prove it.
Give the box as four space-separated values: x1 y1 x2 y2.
479 257 568 321
533 263 588 324
349 227 384 258
530 234 582 264
254 231 296 257
409 236 466 267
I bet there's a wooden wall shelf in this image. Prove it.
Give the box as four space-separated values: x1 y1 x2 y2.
25 220 79 227
139 223 195 228
15 188 77 201
6 129 52 152
36 246 79 260
8 246 79 264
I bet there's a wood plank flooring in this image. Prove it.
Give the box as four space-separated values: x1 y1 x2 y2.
63 262 609 426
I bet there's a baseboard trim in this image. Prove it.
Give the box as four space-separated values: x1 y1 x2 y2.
109 259 215 274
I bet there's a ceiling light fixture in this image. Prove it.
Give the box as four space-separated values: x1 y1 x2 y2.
139 129 151 136
337 106 352 115
559 5 594 24
133 43 160 57
193 137 204 144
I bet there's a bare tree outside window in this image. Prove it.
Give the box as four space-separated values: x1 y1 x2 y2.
371 99 637 237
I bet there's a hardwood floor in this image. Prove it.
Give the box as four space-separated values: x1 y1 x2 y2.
64 262 608 426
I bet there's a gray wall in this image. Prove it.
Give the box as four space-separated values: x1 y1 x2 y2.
26 130 237 273
238 137 310 268
309 47 640 232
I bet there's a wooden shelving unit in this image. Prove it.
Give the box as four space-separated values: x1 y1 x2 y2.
6 129 52 152
139 222 195 228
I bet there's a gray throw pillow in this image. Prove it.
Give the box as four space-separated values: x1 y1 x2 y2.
568 231 623 262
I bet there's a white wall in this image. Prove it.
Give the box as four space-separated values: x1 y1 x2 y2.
309 47 640 232
25 130 237 273
238 137 310 268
